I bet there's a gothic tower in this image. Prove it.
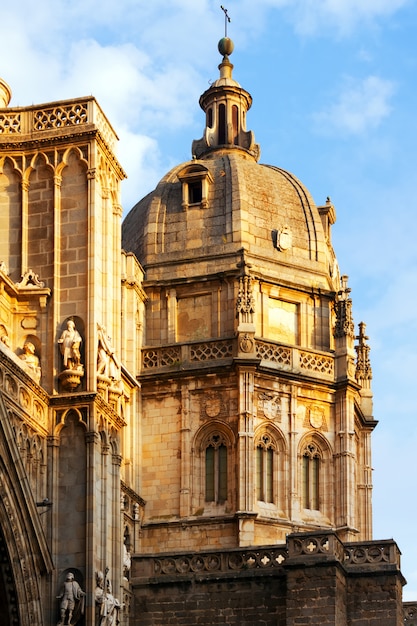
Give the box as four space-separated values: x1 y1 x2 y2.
0 78 144 625
122 38 376 554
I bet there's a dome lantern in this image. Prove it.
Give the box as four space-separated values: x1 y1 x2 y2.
192 39 260 161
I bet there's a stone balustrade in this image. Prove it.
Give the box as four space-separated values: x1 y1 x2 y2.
133 532 402 582
0 97 116 150
141 337 334 380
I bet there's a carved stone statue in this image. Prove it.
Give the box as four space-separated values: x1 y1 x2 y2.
58 320 82 371
95 570 121 625
97 324 120 381
56 572 85 625
123 543 131 579
19 341 41 383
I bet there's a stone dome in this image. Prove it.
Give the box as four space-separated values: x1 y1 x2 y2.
122 152 337 290
122 39 339 293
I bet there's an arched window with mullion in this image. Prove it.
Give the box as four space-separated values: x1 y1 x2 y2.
205 433 228 504
302 443 321 510
256 434 275 504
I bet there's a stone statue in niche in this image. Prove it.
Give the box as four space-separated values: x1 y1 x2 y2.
95 569 122 625
97 324 120 381
19 341 41 383
123 542 132 580
56 571 85 625
58 320 83 371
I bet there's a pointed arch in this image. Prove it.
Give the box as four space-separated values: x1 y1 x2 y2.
0 156 22 280
298 432 333 515
26 152 55 284
0 391 52 626
254 424 287 509
192 421 236 512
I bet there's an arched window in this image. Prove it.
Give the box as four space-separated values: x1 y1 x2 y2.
232 104 239 145
218 103 226 145
302 443 321 510
256 434 275 503
205 432 227 503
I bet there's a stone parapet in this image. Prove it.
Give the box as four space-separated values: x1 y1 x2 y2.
141 337 335 381
0 96 117 151
131 531 407 626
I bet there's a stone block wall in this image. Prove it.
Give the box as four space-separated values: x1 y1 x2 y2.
131 531 406 626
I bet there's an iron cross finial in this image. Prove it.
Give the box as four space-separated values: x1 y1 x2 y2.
220 5 231 37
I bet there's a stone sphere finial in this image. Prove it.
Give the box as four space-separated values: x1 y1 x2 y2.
218 37 234 58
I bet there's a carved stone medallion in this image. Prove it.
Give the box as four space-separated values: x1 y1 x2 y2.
205 392 222 418
309 405 324 429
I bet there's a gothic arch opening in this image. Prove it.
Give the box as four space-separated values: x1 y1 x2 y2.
0 524 19 626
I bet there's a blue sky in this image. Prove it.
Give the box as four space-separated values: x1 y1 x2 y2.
2 0 417 600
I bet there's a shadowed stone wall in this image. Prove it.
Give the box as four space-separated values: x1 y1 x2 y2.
131 531 406 626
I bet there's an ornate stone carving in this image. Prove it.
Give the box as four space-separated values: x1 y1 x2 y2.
15 269 45 288
308 404 325 430
58 320 84 391
236 274 255 320
200 391 228 420
56 572 85 625
276 226 292 251
258 392 281 421
97 324 120 382
18 341 41 384
355 322 372 382
239 333 254 353
334 275 355 339
95 569 122 626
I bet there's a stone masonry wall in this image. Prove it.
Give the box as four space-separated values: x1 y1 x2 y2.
131 532 405 626
133 574 286 626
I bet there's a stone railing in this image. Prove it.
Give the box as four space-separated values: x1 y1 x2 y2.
142 338 234 371
344 539 401 568
288 532 401 569
135 545 288 580
256 339 334 380
0 97 116 150
142 337 334 380
134 532 403 584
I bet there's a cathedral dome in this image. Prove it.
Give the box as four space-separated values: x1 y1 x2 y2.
122 40 338 292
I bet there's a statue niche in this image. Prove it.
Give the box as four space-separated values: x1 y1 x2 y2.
58 318 85 391
95 569 122 625
56 570 85 626
96 324 122 405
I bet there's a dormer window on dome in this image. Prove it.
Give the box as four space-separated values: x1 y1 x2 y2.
177 164 213 211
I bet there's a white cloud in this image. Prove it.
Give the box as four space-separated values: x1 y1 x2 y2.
313 75 395 136
280 0 410 35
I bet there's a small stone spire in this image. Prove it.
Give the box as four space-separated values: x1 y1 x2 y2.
355 322 372 385
334 275 355 339
0 78 12 108
191 39 260 160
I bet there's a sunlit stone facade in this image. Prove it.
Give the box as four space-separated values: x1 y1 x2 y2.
0 42 414 625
